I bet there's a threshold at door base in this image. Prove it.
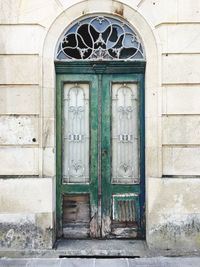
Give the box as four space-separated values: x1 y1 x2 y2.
55 239 148 257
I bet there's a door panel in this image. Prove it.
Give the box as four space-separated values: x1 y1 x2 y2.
57 74 99 238
62 194 90 238
101 74 144 238
56 71 145 239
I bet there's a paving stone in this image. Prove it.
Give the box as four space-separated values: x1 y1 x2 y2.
129 257 200 267
95 258 128 267
0 257 200 267
60 258 95 267
129 257 170 267
29 259 62 267
162 257 200 267
0 259 60 267
0 259 29 267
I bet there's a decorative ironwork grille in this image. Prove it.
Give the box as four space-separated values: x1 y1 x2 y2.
63 83 90 183
112 83 139 184
56 15 145 61
112 194 139 222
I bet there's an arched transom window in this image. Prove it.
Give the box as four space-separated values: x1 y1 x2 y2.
56 15 145 61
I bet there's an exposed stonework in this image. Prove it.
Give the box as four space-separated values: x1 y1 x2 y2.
149 214 200 252
0 222 52 250
0 214 53 249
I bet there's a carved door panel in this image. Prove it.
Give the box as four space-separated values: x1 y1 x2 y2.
56 72 145 239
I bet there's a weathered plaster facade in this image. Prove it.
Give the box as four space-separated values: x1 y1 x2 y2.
0 0 200 253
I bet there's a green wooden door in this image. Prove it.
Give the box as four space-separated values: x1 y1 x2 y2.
56 63 145 239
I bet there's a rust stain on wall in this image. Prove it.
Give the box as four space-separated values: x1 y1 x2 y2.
114 3 124 17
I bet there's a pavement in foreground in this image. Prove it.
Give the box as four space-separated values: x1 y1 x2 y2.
0 257 200 267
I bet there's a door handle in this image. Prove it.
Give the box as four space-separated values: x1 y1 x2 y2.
102 149 107 156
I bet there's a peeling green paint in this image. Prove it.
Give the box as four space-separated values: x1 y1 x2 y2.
56 62 145 238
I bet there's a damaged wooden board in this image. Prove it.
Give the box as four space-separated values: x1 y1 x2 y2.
63 194 90 238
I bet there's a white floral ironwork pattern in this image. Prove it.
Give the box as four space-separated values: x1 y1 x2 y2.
56 16 144 60
112 83 139 184
63 83 89 183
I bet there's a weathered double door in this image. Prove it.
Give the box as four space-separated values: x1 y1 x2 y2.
56 64 145 239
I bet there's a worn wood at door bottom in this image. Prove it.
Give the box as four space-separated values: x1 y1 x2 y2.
63 194 140 238
63 223 90 238
110 222 138 238
63 194 90 238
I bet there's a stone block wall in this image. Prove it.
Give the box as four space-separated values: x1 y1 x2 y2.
0 0 200 252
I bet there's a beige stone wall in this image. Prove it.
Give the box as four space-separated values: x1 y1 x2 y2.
0 0 200 251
